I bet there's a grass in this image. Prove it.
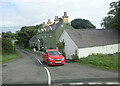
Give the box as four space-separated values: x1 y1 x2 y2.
22 48 32 52
19 45 32 52
0 55 2 63
1 52 21 63
76 53 119 71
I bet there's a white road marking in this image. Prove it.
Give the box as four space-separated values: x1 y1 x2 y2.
44 67 51 85
35 57 51 85
88 83 102 84
70 82 120 85
35 57 42 65
70 82 84 85
106 82 120 84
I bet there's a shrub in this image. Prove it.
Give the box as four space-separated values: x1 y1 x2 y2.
57 40 66 60
71 50 78 63
2 38 16 54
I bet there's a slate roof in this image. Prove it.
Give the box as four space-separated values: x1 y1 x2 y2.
43 22 63 31
65 29 120 48
29 35 37 42
51 22 63 31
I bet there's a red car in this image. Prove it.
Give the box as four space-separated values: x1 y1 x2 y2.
43 49 65 65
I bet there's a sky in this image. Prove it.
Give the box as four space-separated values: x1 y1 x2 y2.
0 0 118 33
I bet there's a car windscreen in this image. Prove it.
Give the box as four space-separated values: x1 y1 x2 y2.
48 51 61 55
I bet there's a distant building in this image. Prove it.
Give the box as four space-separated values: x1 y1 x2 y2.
29 12 74 50
59 29 120 59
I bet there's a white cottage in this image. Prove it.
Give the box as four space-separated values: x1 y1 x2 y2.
59 29 120 59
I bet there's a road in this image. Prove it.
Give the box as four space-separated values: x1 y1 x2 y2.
2 47 119 85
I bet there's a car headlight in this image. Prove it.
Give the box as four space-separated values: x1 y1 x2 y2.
62 57 65 60
49 57 53 60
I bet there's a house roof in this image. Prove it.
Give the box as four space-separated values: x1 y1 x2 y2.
29 35 37 42
65 29 120 48
42 22 63 32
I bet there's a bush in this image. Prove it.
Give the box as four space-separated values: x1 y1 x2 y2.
71 50 78 63
56 40 65 53
2 38 16 54
71 54 78 63
57 40 66 60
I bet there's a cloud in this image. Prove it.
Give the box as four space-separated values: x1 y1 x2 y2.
0 0 118 32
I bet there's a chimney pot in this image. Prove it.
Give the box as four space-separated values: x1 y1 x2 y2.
43 22 45 24
64 12 67 16
48 19 50 22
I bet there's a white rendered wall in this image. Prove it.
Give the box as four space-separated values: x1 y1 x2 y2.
59 30 78 59
78 43 120 58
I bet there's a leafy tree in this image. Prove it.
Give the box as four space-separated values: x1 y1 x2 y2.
71 18 96 29
16 24 42 48
101 1 120 30
36 24 42 29
59 17 63 22
2 38 15 54
2 31 15 39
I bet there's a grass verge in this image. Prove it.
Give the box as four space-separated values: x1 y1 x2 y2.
22 48 32 52
1 52 21 63
75 53 119 71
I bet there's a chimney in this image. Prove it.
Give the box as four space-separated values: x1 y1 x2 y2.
42 22 46 27
64 12 67 16
54 16 59 24
62 12 68 23
47 19 52 26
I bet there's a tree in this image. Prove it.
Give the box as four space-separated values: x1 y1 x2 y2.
2 38 14 54
2 31 15 39
59 17 63 22
16 24 42 48
101 1 120 30
16 26 37 48
71 18 96 29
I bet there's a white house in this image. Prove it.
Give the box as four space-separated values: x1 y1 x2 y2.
59 29 120 59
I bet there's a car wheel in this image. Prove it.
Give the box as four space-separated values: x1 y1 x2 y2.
42 57 45 62
47 60 49 66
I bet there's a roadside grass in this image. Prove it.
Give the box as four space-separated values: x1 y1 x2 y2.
0 55 2 63
22 48 32 52
76 53 119 71
1 52 21 63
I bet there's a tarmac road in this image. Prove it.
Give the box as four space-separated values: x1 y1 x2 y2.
2 47 119 85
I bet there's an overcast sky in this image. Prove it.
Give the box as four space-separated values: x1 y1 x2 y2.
0 0 117 33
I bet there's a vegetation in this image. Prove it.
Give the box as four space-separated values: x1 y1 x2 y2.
1 52 21 63
71 50 78 63
16 24 42 48
76 53 119 71
1 31 21 62
2 31 15 39
55 23 74 42
1 37 20 62
2 38 16 54
22 47 32 52
71 18 96 29
57 40 66 59
101 1 120 30
59 17 63 22
0 38 2 62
